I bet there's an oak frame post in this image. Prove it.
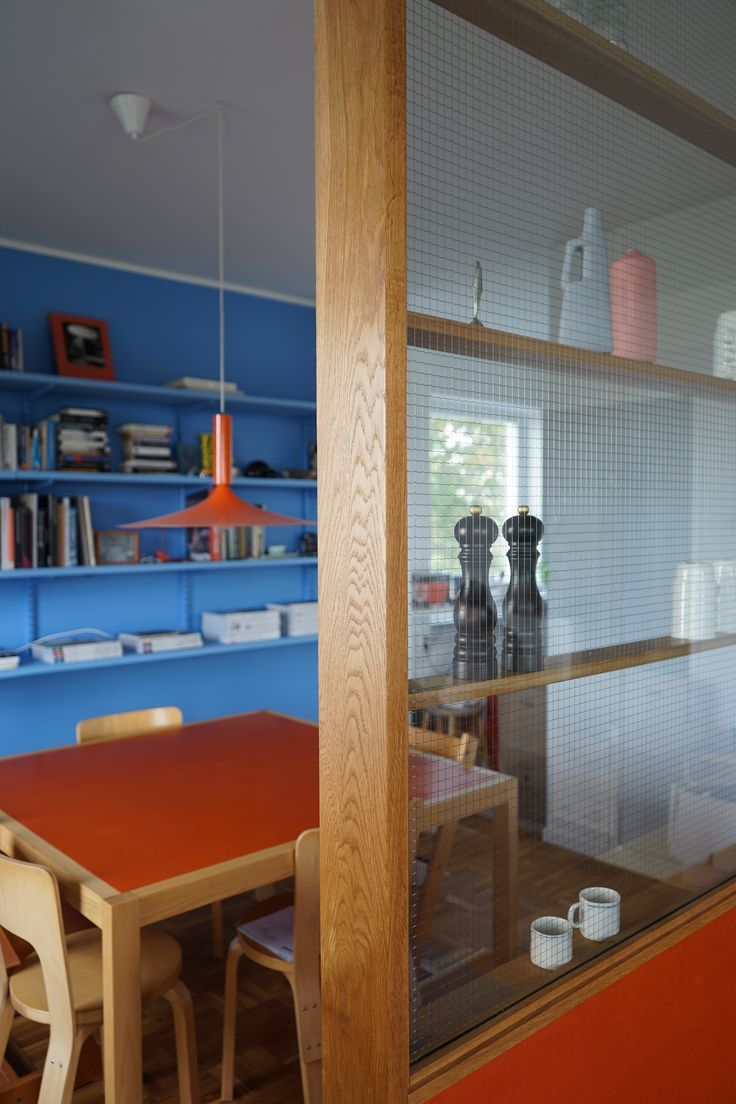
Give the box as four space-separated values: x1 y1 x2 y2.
315 0 409 1100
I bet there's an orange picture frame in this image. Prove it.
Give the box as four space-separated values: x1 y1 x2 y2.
49 312 115 380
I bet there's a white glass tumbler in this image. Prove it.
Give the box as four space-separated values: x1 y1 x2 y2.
712 560 736 633
671 562 716 641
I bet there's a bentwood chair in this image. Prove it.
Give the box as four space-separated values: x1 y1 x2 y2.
221 828 321 1104
408 727 479 944
0 853 199 1104
75 706 226 958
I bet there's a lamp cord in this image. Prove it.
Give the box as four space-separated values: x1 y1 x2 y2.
217 108 225 415
136 104 221 143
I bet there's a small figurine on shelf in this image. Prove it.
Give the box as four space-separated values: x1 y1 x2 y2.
453 505 498 681
502 505 544 673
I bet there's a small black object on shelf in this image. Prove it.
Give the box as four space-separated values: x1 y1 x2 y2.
244 459 279 478
502 505 544 674
452 505 498 682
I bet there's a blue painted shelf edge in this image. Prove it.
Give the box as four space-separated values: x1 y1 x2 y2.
0 634 319 679
0 369 316 415
0 557 318 581
0 469 317 489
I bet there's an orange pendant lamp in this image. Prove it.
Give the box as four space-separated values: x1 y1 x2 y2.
120 109 315 532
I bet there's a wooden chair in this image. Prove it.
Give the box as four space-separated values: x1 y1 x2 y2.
0 852 199 1104
75 706 226 959
75 706 183 745
221 828 320 1104
408 727 479 945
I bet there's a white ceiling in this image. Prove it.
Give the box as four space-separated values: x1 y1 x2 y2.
0 1 316 302
1 1 735 308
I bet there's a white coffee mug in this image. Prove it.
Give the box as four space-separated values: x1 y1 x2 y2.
530 915 572 969
672 562 716 641
568 886 621 941
712 560 736 633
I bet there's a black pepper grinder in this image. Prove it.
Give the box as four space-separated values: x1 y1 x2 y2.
502 505 544 673
453 505 498 681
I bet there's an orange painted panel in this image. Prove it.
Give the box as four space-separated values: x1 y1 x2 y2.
0 711 319 891
430 907 736 1104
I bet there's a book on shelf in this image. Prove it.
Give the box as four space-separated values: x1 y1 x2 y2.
118 630 204 654
0 325 23 372
31 636 122 665
56 407 109 473
0 651 19 671
163 377 243 395
266 601 318 637
0 493 95 570
0 499 14 570
201 608 281 644
117 421 175 474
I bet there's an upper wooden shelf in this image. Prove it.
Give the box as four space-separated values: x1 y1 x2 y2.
435 0 736 169
409 632 736 707
408 313 736 393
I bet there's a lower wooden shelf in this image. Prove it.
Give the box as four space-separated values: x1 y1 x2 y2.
408 632 736 707
0 634 318 680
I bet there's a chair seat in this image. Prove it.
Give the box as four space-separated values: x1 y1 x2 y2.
9 926 182 1025
237 900 295 963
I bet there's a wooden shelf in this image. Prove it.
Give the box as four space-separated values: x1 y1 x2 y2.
0 369 316 416
409 632 736 706
0 469 317 490
408 313 736 393
435 0 736 169
0 557 317 582
0 633 318 680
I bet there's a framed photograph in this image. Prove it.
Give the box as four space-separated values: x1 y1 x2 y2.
95 530 139 565
49 313 115 380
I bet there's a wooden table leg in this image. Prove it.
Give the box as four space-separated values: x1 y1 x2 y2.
102 894 142 1104
489 785 518 963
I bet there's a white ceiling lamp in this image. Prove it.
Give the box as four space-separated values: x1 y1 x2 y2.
109 92 151 140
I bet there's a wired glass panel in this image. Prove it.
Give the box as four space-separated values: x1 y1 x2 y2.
407 0 736 1062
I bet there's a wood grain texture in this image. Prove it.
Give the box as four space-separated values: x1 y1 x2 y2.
408 312 736 393
431 0 736 168
408 879 736 1102
101 894 142 1104
315 0 408 1099
409 632 736 707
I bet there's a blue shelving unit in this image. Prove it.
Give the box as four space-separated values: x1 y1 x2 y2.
0 358 318 751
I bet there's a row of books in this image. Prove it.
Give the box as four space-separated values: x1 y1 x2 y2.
0 493 95 570
19 602 319 664
0 325 24 372
118 421 176 473
0 415 57 470
58 407 109 472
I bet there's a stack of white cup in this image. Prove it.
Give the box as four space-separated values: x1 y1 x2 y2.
672 561 736 641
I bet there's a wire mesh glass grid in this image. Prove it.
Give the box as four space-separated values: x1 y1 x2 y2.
406 0 736 1062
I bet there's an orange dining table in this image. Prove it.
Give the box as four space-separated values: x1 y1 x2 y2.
0 709 518 1103
0 709 320 1104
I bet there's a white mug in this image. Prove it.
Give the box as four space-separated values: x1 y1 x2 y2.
671 562 716 641
530 915 572 970
568 886 621 941
712 560 736 633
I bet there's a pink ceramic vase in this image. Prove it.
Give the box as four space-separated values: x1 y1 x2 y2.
610 249 657 361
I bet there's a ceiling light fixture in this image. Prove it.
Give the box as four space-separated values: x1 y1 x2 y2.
111 102 314 532
109 93 151 140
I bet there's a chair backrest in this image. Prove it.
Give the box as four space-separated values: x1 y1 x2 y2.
76 706 183 745
292 829 320 1061
407 727 478 768
0 854 74 1033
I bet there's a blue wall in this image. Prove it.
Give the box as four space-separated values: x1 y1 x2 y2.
0 246 318 754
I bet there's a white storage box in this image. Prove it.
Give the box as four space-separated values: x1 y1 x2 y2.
267 602 318 637
201 609 281 645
